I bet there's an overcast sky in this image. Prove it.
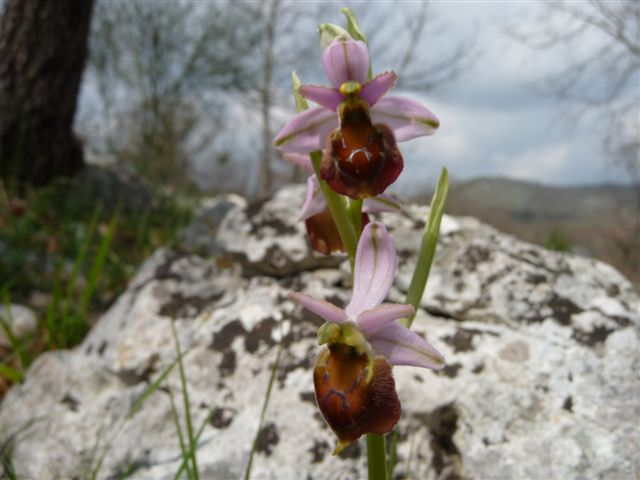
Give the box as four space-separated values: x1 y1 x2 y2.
76 1 636 193
335 1 636 192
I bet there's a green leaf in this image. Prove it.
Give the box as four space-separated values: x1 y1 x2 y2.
291 71 309 113
341 8 368 44
318 22 350 49
0 363 23 383
402 167 449 328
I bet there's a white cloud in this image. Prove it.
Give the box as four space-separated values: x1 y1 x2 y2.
502 143 571 183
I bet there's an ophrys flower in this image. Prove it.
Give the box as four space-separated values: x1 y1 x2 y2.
274 34 440 199
289 221 445 451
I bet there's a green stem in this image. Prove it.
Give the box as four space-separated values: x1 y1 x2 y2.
309 151 358 267
366 434 387 480
349 198 363 244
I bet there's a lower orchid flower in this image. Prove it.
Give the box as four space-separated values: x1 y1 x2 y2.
289 221 445 453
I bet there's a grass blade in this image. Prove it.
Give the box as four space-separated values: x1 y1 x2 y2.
74 210 119 340
243 342 282 480
0 289 30 370
128 357 179 420
0 363 23 384
173 407 218 480
60 205 101 327
44 262 63 349
88 353 180 480
171 322 199 480
168 389 194 480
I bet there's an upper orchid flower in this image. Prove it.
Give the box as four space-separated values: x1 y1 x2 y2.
274 34 440 199
289 221 445 451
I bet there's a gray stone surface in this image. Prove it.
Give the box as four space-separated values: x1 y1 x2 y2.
213 186 344 276
2 186 639 480
0 304 37 348
180 194 247 257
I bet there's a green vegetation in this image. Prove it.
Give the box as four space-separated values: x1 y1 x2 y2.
545 228 573 253
0 174 192 391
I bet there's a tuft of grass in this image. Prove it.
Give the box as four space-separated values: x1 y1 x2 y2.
0 176 192 390
85 350 181 480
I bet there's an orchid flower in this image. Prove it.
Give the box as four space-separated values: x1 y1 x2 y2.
274 34 439 199
284 153 401 254
289 221 445 451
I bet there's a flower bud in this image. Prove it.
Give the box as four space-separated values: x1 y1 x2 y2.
305 208 369 255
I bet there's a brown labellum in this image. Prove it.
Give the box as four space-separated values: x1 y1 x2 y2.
313 344 401 452
320 101 403 199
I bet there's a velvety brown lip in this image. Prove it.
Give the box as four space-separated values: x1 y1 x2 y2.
321 102 403 199
313 344 401 447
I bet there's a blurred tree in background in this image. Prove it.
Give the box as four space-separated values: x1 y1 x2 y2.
0 0 94 191
86 1 263 192
511 0 639 280
84 0 326 196
511 0 639 181
80 1 474 197
364 1 477 92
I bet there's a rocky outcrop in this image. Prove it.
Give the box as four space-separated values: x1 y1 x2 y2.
1 185 638 479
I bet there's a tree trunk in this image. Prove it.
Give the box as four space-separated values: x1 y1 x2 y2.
0 0 94 190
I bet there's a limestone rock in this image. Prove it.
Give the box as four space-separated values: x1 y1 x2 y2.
0 304 37 348
213 185 344 276
180 193 247 257
1 186 638 480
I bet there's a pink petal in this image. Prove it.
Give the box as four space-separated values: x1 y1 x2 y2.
362 193 402 214
345 222 397 318
274 107 338 153
371 96 440 142
322 37 369 89
289 292 347 324
300 175 327 220
283 153 313 173
368 322 445 370
360 71 398 107
299 85 344 112
357 303 415 337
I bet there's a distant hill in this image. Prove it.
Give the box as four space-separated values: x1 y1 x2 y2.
414 177 639 283
448 177 636 221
